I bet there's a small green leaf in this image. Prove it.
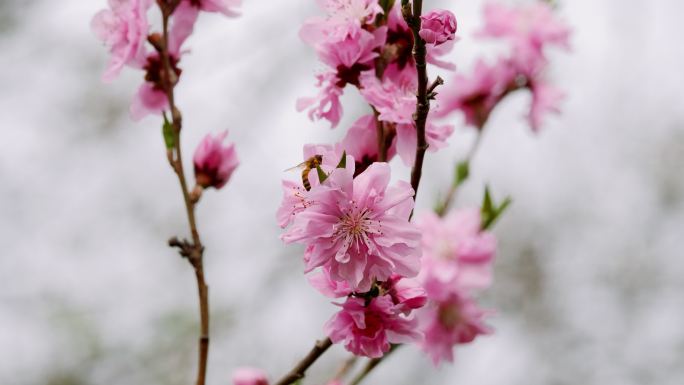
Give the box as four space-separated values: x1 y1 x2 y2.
336 150 347 169
454 160 470 187
380 0 396 15
162 115 175 149
316 165 328 184
480 185 512 230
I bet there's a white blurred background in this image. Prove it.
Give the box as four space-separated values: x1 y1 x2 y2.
1 0 683 384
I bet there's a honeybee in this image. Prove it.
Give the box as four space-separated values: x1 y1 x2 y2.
285 155 323 191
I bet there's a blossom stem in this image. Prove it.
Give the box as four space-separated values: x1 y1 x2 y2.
437 129 485 216
159 4 210 385
273 337 333 385
405 0 431 202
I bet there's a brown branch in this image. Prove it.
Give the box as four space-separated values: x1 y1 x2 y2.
273 337 333 385
158 4 210 385
404 0 432 202
348 345 399 385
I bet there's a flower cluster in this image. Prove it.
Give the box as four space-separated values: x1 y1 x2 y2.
415 209 496 365
296 1 458 165
434 2 571 131
92 0 241 120
279 151 425 357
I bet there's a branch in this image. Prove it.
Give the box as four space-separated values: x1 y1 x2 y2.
404 0 432 202
348 345 399 385
159 4 210 385
273 338 333 385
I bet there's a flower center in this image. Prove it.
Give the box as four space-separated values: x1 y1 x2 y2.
438 302 463 330
332 202 382 253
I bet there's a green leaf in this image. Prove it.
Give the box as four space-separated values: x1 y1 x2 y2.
336 150 347 169
454 160 470 187
316 165 328 184
162 115 175 149
481 185 512 230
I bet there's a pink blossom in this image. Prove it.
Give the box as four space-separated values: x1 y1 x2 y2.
419 9 457 47
417 209 496 291
128 3 199 120
394 119 454 167
130 81 168 121
359 71 415 125
434 58 516 128
478 2 570 70
297 72 344 128
277 145 351 228
186 0 241 17
325 295 421 358
301 0 382 47
419 288 493 365
193 131 239 189
529 81 565 131
232 367 269 385
281 162 421 292
91 0 152 82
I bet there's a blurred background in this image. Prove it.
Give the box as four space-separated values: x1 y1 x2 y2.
1 0 683 384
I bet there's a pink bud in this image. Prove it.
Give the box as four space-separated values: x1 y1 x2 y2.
419 9 457 46
193 131 239 189
232 367 269 385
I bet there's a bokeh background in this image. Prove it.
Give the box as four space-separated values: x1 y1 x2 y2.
1 0 683 384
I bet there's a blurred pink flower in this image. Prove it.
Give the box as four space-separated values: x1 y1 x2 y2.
281 162 421 292
130 81 168 121
232 367 269 385
419 9 457 46
417 209 496 291
193 131 239 189
529 81 565 131
419 288 492 365
478 2 570 71
186 0 241 17
91 0 152 82
434 58 516 128
325 295 421 358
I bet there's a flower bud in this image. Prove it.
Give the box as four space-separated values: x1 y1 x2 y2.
419 9 457 46
193 131 239 189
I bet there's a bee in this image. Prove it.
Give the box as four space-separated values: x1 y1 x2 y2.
285 155 323 191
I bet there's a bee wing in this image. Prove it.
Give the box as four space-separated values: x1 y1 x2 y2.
283 161 307 172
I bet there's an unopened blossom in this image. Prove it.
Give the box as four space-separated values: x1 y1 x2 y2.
419 9 457 46
232 367 269 385
385 4 456 71
91 0 152 82
325 295 421 358
419 287 492 365
193 131 239 189
417 209 496 291
281 162 421 292
185 0 241 17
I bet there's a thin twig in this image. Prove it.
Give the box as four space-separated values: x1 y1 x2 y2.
348 345 399 385
273 338 333 385
158 4 210 385
437 129 485 216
